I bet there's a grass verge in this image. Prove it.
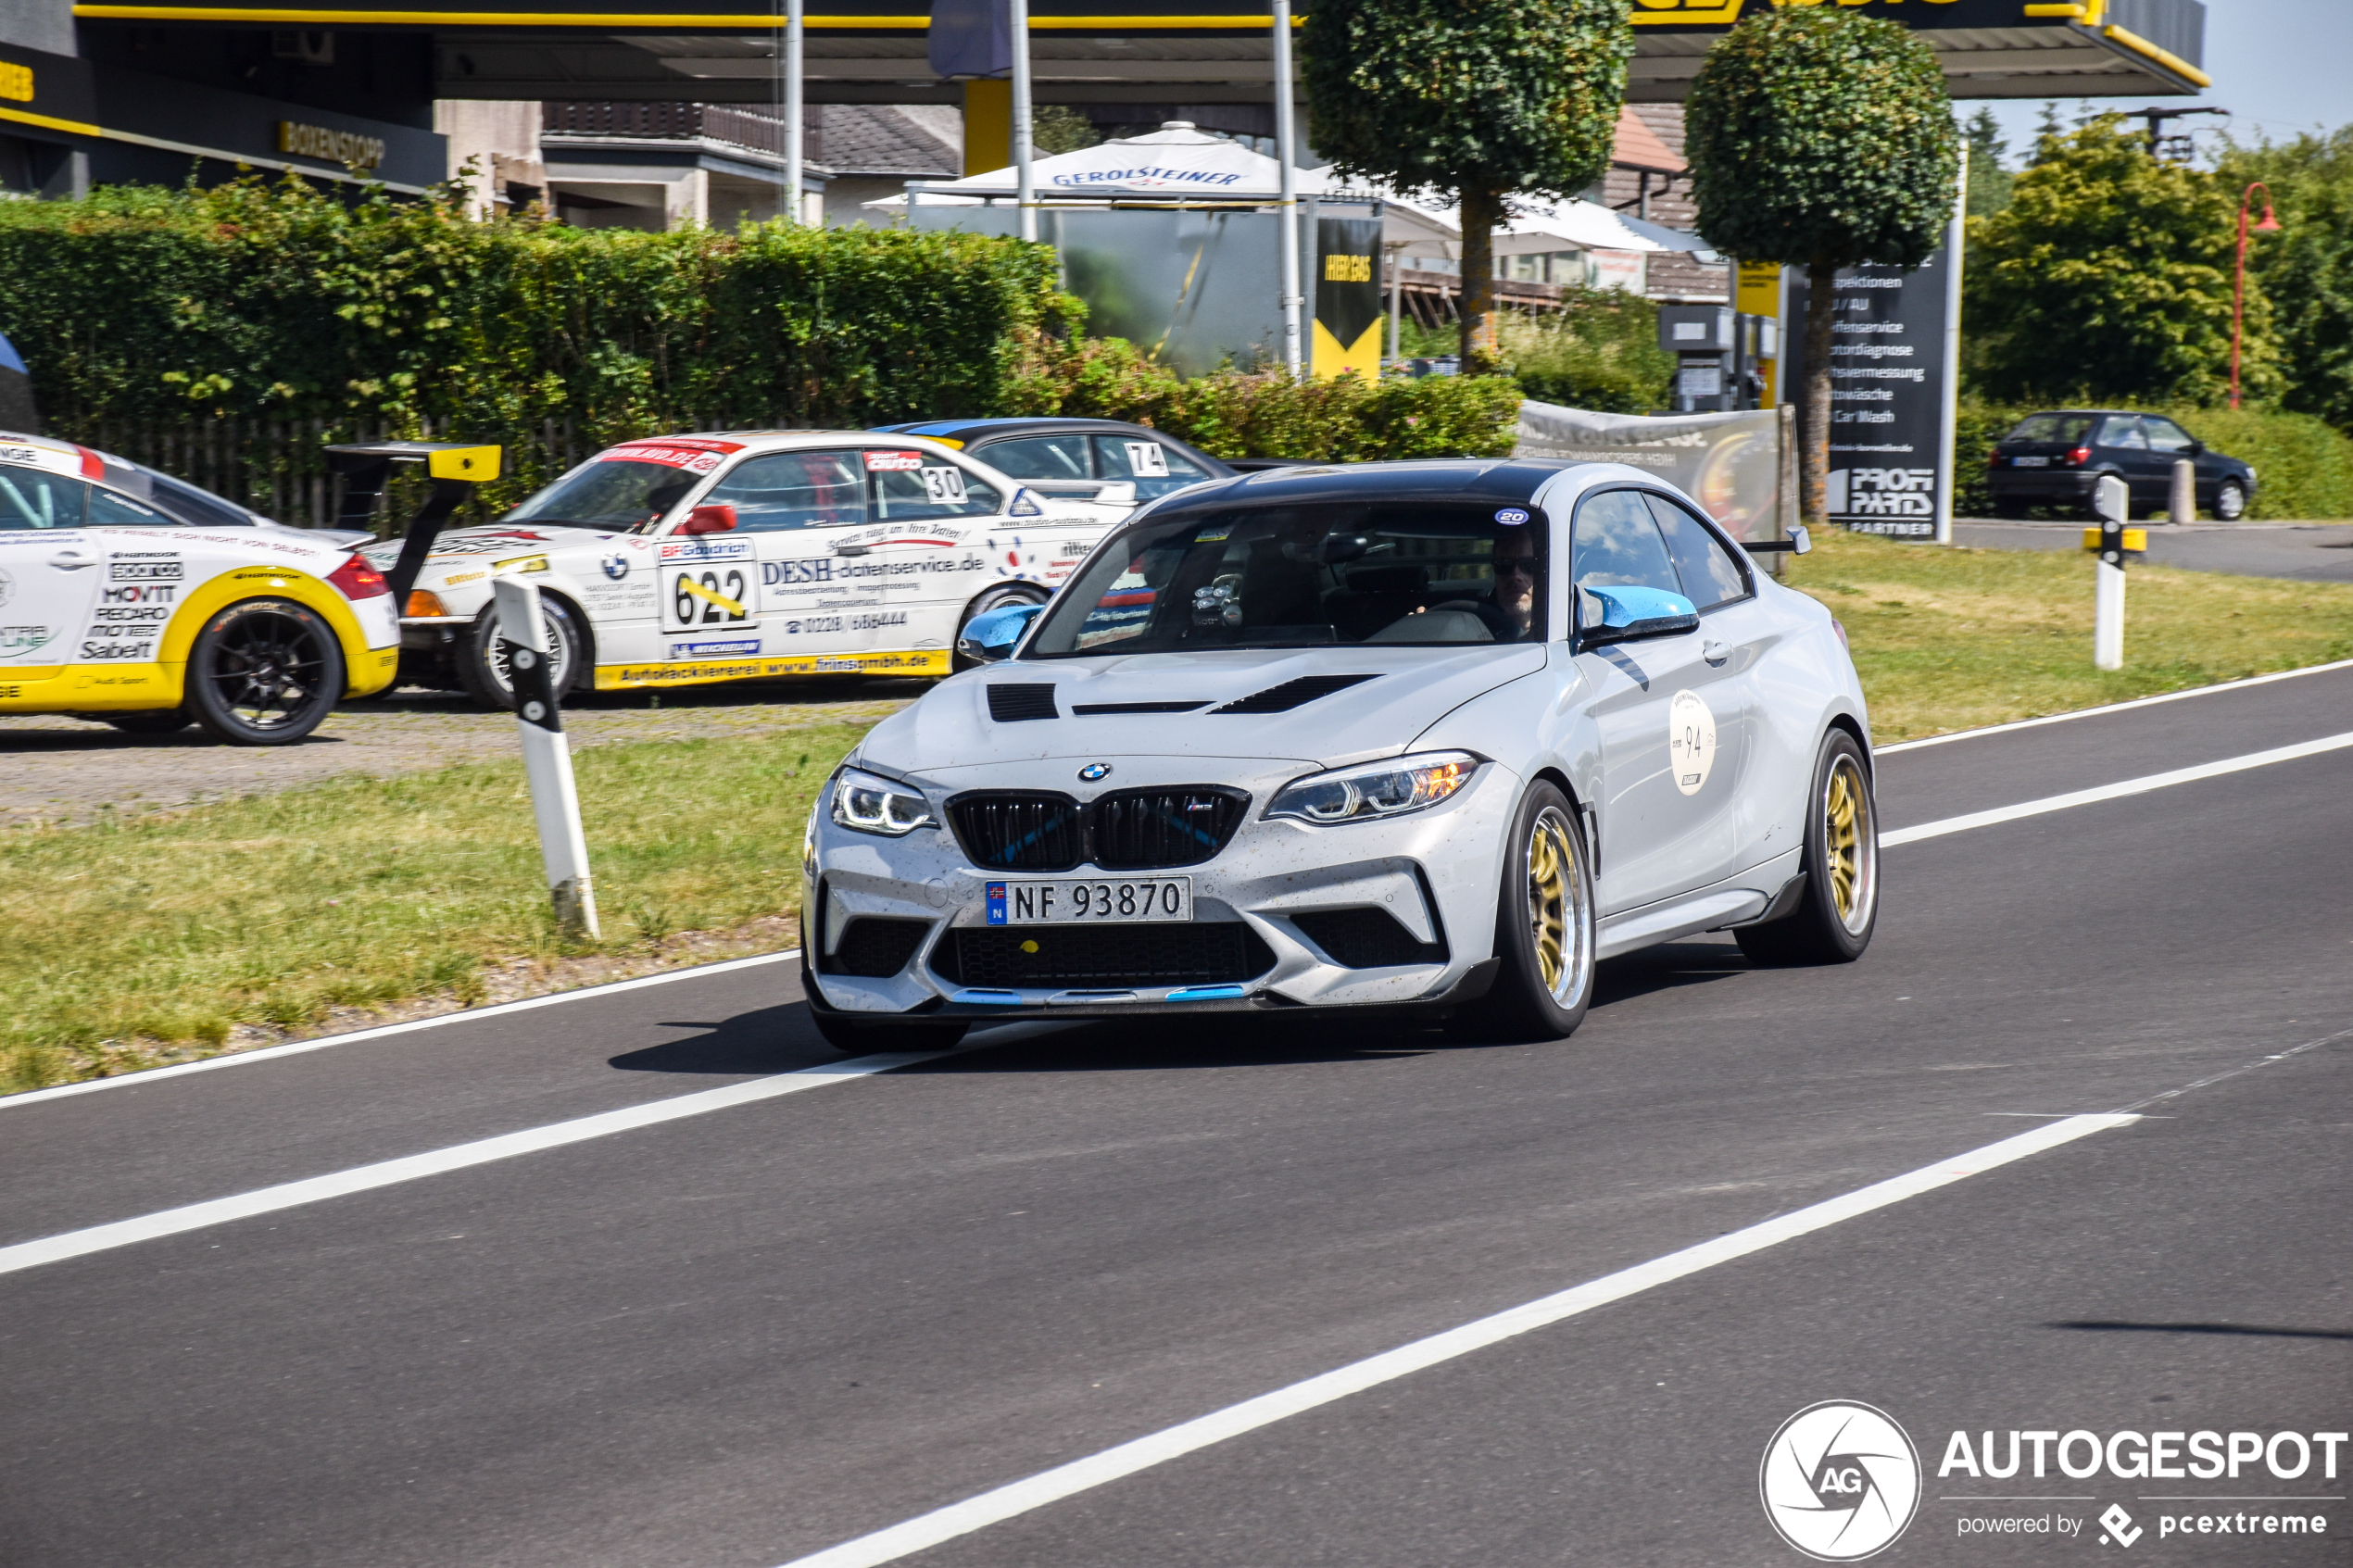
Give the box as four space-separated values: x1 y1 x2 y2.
0 723 867 1094
1785 527 2353 742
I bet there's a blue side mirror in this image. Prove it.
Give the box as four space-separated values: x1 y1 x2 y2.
1579 585 1700 648
957 601 1045 663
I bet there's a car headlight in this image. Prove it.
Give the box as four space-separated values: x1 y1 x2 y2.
830 767 935 836
1265 752 1479 824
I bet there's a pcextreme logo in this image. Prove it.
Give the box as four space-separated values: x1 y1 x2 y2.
1761 1400 1923 1561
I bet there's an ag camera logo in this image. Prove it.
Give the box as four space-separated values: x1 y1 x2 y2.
1761 1400 1921 1561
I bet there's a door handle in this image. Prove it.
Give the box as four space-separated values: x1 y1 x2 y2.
48 549 95 571
1702 639 1731 667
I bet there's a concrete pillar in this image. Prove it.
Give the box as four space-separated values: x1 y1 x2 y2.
666 167 710 230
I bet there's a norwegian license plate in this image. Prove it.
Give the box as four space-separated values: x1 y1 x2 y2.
2011 455 2049 468
986 877 1192 924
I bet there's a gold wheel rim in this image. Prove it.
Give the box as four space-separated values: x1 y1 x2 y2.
1823 757 1875 934
1525 807 1589 1005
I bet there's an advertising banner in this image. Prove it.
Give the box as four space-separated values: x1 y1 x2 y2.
1514 402 1785 544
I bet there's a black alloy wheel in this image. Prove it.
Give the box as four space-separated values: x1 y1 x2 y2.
183 598 346 746
458 596 585 710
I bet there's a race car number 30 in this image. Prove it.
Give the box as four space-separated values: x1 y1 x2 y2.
987 877 1191 924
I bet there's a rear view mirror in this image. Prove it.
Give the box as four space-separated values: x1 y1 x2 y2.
1579 585 1700 649
1742 523 1809 557
956 601 1045 664
678 503 738 535
2185 440 2205 457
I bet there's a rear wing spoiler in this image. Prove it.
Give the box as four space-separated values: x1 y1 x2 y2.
325 442 502 604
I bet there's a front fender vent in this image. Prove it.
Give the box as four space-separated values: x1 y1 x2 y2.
1291 907 1449 970
988 684 1059 721
1211 673 1378 714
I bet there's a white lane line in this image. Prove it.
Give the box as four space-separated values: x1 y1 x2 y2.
1882 731 2353 848
769 1113 2139 1568
1878 658 2353 755
0 1049 942 1278
0 949 802 1112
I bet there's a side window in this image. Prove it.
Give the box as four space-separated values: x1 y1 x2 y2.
2101 416 2148 450
1571 489 1683 628
2145 418 2196 454
978 434 1090 481
0 466 85 530
1092 434 1208 499
867 453 1000 520
1642 493 1750 611
701 450 867 531
87 485 180 527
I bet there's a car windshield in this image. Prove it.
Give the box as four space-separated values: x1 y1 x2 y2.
2005 414 2097 445
1026 501 1546 657
506 458 700 532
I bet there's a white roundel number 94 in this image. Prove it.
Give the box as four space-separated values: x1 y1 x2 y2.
664 566 750 630
1668 688 1718 797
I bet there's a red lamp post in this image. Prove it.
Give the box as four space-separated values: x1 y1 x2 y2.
2232 182 2281 410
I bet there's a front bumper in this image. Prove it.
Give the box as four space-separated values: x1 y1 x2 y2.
805 754 1520 1020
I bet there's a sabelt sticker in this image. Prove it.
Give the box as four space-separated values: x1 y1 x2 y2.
862 450 925 471
600 438 745 475
1669 688 1718 796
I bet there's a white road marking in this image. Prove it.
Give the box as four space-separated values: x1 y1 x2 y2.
0 949 802 1112
0 1049 942 1278
1882 731 2353 847
768 1113 2138 1568
1878 658 2353 755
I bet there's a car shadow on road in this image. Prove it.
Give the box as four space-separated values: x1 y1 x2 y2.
2045 1319 2353 1342
912 1013 1439 1073
607 1003 844 1075
0 724 348 752
1592 938 1755 1009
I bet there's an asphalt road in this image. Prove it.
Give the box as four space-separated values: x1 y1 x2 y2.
1954 519 2353 583
5 666 2351 1568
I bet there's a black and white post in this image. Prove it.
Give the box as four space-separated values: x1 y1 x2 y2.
2093 471 2129 671
494 576 599 939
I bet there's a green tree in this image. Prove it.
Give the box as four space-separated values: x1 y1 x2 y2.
1967 115 2278 407
1302 0 1631 371
1683 8 1958 522
2221 126 2353 429
1963 107 2015 218
1032 106 1102 157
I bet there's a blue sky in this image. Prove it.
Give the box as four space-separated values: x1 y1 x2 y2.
1978 0 2353 165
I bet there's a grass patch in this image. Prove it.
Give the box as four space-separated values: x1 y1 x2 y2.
0 724 867 1094
1786 527 2353 741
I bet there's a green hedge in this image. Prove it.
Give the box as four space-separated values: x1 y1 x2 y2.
1955 402 2353 521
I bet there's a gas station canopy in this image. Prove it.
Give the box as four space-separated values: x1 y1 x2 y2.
71 0 2208 105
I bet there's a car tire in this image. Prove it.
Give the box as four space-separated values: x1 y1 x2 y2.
103 709 194 735
953 583 1050 671
2214 479 2247 521
457 596 585 710
1457 781 1596 1042
800 957 971 1055
1735 729 1879 966
182 597 346 746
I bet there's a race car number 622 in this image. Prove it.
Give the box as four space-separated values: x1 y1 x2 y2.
669 567 749 627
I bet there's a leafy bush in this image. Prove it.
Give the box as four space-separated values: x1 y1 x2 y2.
2220 127 2353 433
1955 401 2353 520
1498 291 1673 413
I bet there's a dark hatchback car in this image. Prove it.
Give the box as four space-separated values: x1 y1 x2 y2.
869 417 1236 504
1987 410 2257 521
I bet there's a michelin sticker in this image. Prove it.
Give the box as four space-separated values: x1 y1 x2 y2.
1669 688 1717 796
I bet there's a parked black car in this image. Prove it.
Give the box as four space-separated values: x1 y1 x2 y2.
868 417 1236 503
1986 410 2256 521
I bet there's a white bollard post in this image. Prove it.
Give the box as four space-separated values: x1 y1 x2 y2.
2170 457 2196 524
493 576 599 939
2093 472 2128 671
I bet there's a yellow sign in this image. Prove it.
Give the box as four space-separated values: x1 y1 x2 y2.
1735 261 1783 406
426 445 501 482
1323 253 1372 283
2082 527 2147 552
277 119 385 169
0 62 32 103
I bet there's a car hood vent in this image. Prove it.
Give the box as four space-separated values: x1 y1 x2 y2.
988 684 1059 721
1210 673 1378 714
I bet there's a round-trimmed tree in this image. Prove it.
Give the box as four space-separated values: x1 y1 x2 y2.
1303 0 1631 372
1684 8 1958 522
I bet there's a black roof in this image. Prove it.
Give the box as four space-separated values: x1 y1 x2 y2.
1141 458 1579 515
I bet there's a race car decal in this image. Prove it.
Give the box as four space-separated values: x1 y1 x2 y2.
603 438 745 475
597 647 949 689
493 554 549 574
862 450 925 471
663 563 752 632
1669 688 1718 796
80 580 176 661
108 557 183 582
0 436 103 480
668 637 761 659
659 537 752 562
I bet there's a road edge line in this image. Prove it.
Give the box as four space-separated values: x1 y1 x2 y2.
0 948 802 1112
768 1113 2140 1568
1878 658 2353 756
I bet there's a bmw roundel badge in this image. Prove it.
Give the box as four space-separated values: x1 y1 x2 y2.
1077 762 1113 782
1493 508 1530 526
600 553 630 581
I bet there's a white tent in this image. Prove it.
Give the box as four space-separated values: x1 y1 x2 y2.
903 120 1357 203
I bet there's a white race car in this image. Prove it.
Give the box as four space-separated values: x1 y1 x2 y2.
800 458 1876 1051
0 432 399 742
369 432 1134 706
